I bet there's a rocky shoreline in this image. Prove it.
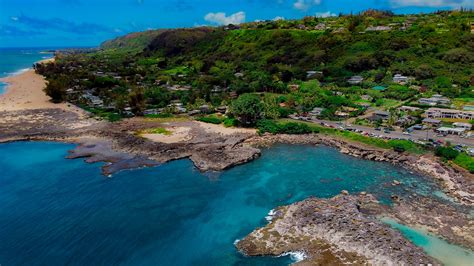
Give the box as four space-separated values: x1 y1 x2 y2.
1 109 472 204
1 108 473 264
236 194 439 265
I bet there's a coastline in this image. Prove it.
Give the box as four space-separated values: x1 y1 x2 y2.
0 58 472 264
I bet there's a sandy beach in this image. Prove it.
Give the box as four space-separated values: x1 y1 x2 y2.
0 59 82 114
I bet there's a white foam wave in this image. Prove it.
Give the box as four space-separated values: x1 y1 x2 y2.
278 251 307 262
265 209 276 222
233 239 240 245
9 68 30 76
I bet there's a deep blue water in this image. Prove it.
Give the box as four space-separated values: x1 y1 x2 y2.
0 142 447 265
0 48 53 94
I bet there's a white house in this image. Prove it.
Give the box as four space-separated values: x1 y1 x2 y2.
393 74 409 84
419 95 451 106
348 76 364 85
453 122 472 130
425 108 474 120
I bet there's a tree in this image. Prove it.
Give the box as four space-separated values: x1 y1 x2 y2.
230 93 263 126
129 87 146 115
44 76 68 103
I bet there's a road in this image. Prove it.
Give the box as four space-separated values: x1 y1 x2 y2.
288 115 474 147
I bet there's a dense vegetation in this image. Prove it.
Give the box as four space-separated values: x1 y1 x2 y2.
36 10 473 119
34 10 474 171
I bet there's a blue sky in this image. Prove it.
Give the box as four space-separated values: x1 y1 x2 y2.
0 0 472 48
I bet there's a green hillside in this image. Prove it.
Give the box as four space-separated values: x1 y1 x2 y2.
37 9 473 118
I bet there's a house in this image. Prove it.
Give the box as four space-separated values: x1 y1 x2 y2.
309 107 324 117
453 122 472 130
306 71 323 79
335 111 350 117
199 105 212 114
361 95 372 101
144 109 161 115
348 76 364 85
399 106 421 112
425 108 474 120
422 118 441 126
314 23 327 30
216 106 227 114
418 95 451 106
393 74 409 84
366 26 392 31
396 116 415 126
436 127 466 136
372 110 390 120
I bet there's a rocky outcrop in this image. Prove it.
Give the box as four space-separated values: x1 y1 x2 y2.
236 194 439 265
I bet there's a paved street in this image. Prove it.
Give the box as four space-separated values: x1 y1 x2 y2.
289 115 474 147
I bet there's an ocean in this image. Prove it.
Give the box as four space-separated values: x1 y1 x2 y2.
0 48 54 94
0 141 466 266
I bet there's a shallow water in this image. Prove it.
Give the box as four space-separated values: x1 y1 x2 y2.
0 141 461 265
0 48 53 95
382 218 474 266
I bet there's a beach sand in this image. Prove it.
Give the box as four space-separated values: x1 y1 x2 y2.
0 61 83 115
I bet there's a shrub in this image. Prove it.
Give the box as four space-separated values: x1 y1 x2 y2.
257 119 280 134
435 146 459 160
196 116 222 124
257 120 318 135
279 122 313 134
223 118 238 127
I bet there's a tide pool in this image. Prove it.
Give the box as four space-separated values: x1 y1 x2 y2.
382 218 474 266
0 141 456 265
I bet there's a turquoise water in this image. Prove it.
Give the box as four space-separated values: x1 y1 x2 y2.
382 218 474 266
0 142 453 265
0 48 53 94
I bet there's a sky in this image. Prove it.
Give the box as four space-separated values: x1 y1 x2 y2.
0 0 472 48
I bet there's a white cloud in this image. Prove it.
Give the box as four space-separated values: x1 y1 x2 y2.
293 0 322 11
273 16 285 21
390 0 473 8
315 11 336 18
204 11 246 25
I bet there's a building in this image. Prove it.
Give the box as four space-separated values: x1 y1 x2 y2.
366 26 392 31
314 23 327 30
436 127 466 136
453 122 472 130
393 74 409 84
348 76 364 85
418 94 451 106
306 71 323 80
422 118 441 126
335 111 350 117
309 107 324 117
425 108 474 120
399 106 421 112
373 110 390 120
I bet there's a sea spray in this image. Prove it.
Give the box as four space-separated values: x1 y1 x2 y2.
278 251 307 263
